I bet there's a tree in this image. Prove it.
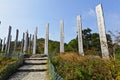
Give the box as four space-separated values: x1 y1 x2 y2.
90 33 100 51
108 31 120 59
82 28 92 49
66 38 78 52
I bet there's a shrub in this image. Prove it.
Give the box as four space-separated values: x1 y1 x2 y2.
51 52 120 80
0 54 24 80
24 53 32 58
84 48 101 56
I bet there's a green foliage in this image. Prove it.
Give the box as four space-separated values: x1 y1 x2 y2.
82 28 92 49
0 56 17 79
0 56 11 64
91 33 100 51
0 55 17 69
115 52 120 61
0 54 23 80
51 52 120 80
106 59 120 79
48 40 60 54
36 38 60 55
37 38 45 54
65 38 78 52
116 46 120 53
24 53 32 58
84 48 100 56
10 41 22 53
8 28 113 56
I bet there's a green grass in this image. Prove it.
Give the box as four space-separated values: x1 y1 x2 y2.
51 52 120 80
0 55 23 80
0 55 18 70
115 53 120 60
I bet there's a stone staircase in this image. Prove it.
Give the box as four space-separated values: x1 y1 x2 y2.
8 54 48 80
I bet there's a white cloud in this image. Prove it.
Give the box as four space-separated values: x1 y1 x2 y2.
88 8 96 16
82 8 96 18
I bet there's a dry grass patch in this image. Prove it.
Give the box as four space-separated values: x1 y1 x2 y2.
51 52 120 80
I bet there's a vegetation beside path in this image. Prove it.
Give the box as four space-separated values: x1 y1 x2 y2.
0 53 24 80
51 52 120 80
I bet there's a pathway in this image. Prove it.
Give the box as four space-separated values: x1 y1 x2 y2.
8 54 48 80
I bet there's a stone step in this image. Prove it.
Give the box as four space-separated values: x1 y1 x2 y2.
25 57 48 60
18 69 47 72
40 54 48 57
8 72 47 80
30 54 48 58
8 55 48 80
24 59 47 64
18 65 47 72
24 63 47 65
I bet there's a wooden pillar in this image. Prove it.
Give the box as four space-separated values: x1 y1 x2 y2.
23 31 28 54
60 20 64 53
96 4 109 59
14 29 19 52
0 39 2 51
33 27 37 54
44 23 49 55
1 37 6 52
21 33 25 53
77 15 84 56
32 34 34 53
7 35 12 54
28 34 32 53
5 26 12 55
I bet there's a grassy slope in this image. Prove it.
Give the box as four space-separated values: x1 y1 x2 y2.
51 52 120 80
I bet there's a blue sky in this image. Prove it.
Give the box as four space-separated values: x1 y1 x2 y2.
0 0 120 43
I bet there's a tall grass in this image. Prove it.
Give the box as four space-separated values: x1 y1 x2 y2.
0 54 24 80
51 52 120 80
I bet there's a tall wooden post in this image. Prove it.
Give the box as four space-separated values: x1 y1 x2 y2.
21 33 25 53
23 31 28 54
77 16 84 56
28 34 32 53
44 23 49 55
5 26 12 55
14 29 19 52
33 27 37 54
7 35 12 54
0 39 2 51
60 20 64 53
32 34 34 53
96 4 109 59
1 37 6 52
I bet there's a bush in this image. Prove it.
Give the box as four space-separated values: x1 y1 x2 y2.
84 48 101 56
115 53 120 60
0 54 24 80
51 52 120 80
24 53 32 58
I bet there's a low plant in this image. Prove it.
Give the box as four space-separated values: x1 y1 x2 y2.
51 52 120 80
0 54 24 80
